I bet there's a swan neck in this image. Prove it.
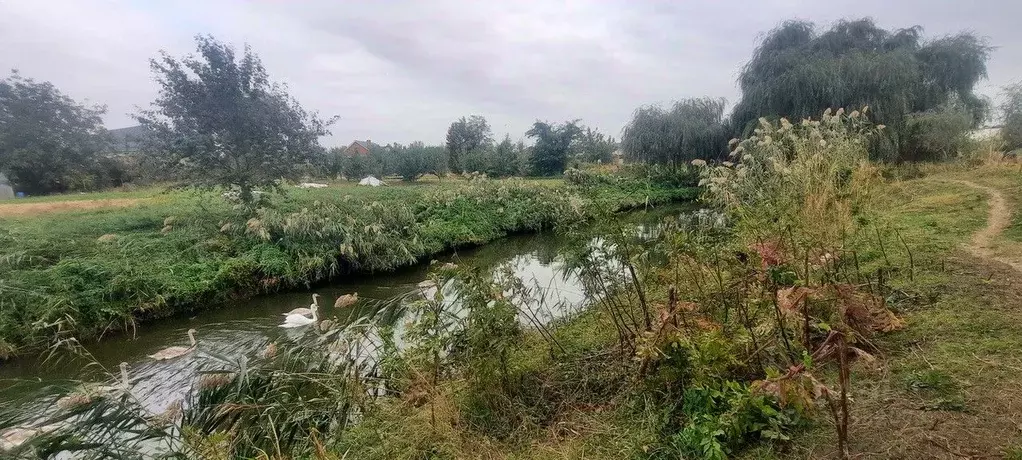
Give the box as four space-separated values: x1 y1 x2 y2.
188 330 196 347
120 365 130 388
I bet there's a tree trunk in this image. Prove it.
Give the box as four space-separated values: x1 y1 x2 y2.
239 183 253 204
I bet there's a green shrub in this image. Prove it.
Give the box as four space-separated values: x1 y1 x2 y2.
901 106 974 161
669 382 797 460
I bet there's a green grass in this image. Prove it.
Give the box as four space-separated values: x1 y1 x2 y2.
0 185 167 203
743 164 1022 458
34 161 1022 458
0 177 696 357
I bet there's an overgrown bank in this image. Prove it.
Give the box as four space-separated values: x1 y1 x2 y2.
18 112 1022 459
32 108 908 459
0 174 696 356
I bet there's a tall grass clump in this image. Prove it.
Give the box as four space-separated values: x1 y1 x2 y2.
700 106 882 248
5 321 380 459
693 107 904 458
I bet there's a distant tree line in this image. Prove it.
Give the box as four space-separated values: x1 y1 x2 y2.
0 18 1010 196
1002 83 1022 152
321 116 616 181
622 18 995 165
0 71 116 194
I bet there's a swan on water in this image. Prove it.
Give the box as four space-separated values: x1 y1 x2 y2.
114 361 131 391
4 363 133 451
57 362 132 410
0 423 62 452
149 329 198 360
261 341 278 359
280 303 318 328
333 292 358 309
283 293 320 317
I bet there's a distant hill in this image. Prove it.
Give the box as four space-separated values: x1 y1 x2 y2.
108 125 146 153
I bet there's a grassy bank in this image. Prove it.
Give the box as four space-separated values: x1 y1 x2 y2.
762 162 1022 458
329 162 1022 459
0 175 696 356
23 117 1022 460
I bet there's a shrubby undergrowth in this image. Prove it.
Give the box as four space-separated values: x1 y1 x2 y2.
8 109 913 459
0 177 693 356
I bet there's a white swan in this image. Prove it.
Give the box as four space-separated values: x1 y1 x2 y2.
280 303 318 328
115 361 130 391
282 293 320 317
149 329 198 360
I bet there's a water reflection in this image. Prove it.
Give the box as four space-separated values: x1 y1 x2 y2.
0 234 578 416
0 202 695 427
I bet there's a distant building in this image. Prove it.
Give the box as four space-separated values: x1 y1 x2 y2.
108 125 147 153
343 140 372 157
0 173 13 200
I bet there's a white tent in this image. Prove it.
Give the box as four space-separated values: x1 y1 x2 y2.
358 175 384 187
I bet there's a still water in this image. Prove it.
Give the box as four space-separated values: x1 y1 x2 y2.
0 204 693 424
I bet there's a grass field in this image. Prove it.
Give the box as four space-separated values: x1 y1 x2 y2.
336 162 1022 459
13 163 1022 458
0 176 696 357
734 162 1022 458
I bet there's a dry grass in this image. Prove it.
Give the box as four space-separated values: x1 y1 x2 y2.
0 197 146 216
734 164 1022 459
781 254 1022 459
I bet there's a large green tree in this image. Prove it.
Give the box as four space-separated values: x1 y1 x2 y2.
392 141 446 181
0 71 111 194
621 97 728 166
571 126 618 164
732 19 990 160
526 120 581 176
488 134 521 177
445 115 492 174
136 35 335 201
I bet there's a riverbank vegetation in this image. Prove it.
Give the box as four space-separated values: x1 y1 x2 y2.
5 11 1022 460
8 108 924 459
0 174 694 358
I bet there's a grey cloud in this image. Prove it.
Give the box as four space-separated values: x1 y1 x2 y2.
2 0 1021 146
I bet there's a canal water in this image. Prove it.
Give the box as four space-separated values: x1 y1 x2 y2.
0 203 696 441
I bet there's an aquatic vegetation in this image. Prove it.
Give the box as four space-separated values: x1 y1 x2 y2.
0 177 694 356
2 111 920 458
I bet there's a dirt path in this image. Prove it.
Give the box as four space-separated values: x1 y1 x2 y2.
953 180 1022 271
0 198 144 217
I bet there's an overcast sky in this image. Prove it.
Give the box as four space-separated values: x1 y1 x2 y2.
2 0 1020 147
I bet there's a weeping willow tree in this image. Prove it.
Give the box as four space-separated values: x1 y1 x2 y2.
621 97 728 166
732 19 991 161
1001 82 1022 151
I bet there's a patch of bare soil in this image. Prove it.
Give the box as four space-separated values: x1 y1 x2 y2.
954 180 1022 272
789 254 1022 459
0 198 144 216
854 257 1022 459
